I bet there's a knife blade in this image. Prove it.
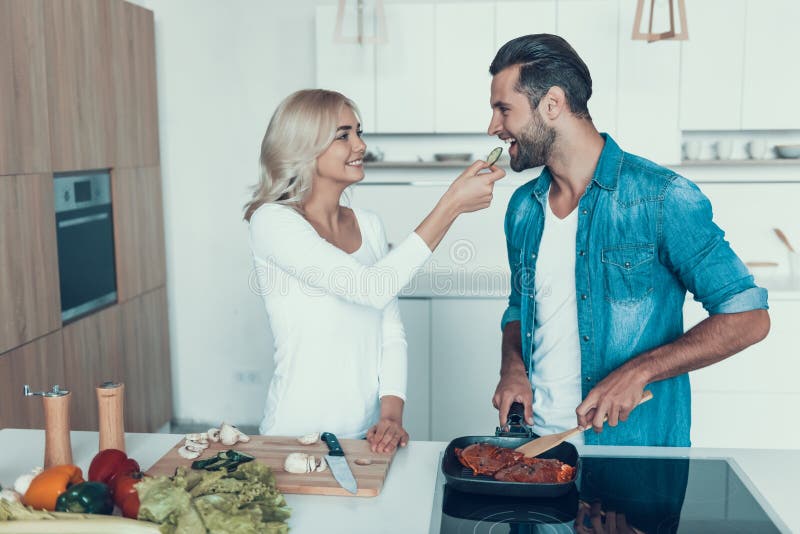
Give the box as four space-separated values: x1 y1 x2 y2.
321 431 358 495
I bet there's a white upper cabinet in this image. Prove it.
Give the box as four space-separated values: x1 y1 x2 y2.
495 0 557 50
557 0 619 136
679 0 746 131
315 5 376 129
741 0 800 130
616 0 682 164
375 4 435 133
434 2 496 133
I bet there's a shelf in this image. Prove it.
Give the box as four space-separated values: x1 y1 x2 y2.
675 159 800 166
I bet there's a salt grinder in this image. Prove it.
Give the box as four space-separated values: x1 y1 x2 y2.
96 381 126 452
23 384 73 468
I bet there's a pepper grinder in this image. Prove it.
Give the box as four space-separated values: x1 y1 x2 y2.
24 384 73 468
96 381 126 452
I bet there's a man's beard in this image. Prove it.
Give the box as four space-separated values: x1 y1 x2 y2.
510 111 556 172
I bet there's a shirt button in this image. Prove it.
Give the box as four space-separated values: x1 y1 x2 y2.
531 253 536 259
624 261 631 268
585 376 592 382
581 294 587 300
526 332 531 338
582 209 588 215
583 335 590 342
578 250 585 256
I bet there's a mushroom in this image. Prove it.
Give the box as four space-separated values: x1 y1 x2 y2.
184 432 208 443
283 452 320 474
14 467 42 496
0 488 21 503
218 422 250 446
315 457 328 472
297 432 320 445
178 445 202 460
207 427 221 442
184 439 209 452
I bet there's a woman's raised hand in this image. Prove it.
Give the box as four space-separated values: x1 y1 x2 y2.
445 161 506 214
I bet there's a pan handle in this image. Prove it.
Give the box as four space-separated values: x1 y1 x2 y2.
495 402 534 437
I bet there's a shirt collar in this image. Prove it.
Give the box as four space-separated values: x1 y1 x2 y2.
530 132 622 202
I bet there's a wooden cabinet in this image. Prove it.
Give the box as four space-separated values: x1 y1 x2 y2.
557 0 619 136
120 288 172 433
431 299 508 441
44 0 115 172
495 1 556 50
61 306 124 431
0 332 64 429
111 0 160 167
741 0 800 130
397 298 432 441
0 0 50 176
616 0 681 164
679 0 746 131
0 174 61 355
434 3 495 133
375 3 435 133
315 4 376 129
112 166 167 302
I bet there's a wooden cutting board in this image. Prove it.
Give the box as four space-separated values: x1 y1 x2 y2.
145 436 395 497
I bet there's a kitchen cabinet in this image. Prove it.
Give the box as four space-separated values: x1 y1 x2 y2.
430 299 508 441
61 306 124 431
0 332 64 429
0 0 50 176
315 4 376 130
398 298 431 441
741 0 800 130
684 296 800 449
112 166 167 302
375 4 435 133
111 0 160 168
679 0 746 131
434 3 495 133
494 1 556 53
120 287 173 433
0 174 61 355
44 0 115 172
616 0 681 164
557 0 619 136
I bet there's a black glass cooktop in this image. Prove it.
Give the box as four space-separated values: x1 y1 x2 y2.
429 455 786 533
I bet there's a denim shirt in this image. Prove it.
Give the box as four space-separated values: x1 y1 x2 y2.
501 134 768 447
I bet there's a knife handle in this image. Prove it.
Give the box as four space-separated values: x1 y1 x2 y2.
321 432 345 457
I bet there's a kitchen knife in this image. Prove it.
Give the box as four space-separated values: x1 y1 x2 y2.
321 432 357 495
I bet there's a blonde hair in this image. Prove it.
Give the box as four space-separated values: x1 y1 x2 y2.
243 89 360 221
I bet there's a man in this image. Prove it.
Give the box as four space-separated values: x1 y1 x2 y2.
489 34 770 446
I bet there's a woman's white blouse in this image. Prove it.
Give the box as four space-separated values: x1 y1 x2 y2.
248 204 431 438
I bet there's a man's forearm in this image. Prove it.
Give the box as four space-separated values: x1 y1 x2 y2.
501 321 527 376
619 309 770 385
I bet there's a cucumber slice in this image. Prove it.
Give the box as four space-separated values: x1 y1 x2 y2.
486 146 503 166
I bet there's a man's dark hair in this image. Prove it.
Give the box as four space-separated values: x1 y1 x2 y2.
489 34 593 120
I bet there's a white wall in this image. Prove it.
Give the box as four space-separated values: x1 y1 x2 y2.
128 0 320 425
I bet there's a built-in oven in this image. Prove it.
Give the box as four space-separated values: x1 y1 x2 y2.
53 171 117 323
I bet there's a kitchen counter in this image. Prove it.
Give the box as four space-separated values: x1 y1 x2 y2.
0 429 797 533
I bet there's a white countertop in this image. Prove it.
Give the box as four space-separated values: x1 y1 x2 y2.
1 429 797 533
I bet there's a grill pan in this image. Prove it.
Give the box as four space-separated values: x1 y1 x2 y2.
441 403 581 498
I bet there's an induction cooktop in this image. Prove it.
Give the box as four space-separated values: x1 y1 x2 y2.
429 455 787 533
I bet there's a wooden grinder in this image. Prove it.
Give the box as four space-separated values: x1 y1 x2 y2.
24 384 73 468
96 381 126 452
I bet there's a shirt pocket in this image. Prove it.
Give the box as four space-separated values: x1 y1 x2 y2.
601 243 655 304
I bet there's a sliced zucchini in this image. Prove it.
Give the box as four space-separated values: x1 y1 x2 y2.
486 146 503 166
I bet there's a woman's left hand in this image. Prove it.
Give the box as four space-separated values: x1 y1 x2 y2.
366 418 409 454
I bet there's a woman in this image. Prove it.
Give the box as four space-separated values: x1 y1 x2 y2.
245 89 504 453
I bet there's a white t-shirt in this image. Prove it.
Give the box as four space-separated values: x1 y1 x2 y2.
248 204 431 438
530 192 583 443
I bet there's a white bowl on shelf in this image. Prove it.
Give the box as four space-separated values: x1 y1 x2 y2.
775 144 800 158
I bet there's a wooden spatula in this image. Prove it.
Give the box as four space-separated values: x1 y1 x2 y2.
515 390 654 458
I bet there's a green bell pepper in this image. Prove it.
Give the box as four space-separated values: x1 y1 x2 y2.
54 481 114 515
